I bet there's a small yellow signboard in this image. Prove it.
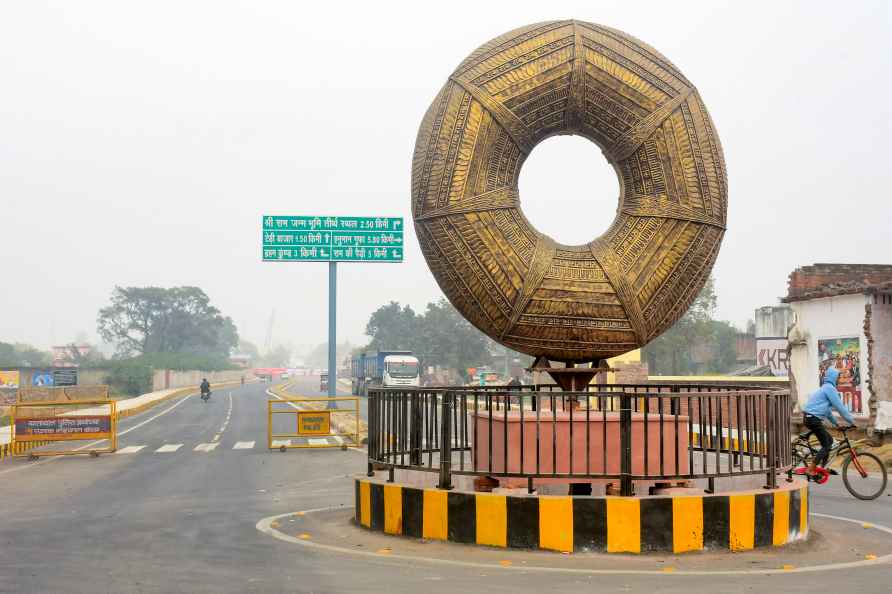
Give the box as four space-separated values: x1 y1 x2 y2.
297 411 330 436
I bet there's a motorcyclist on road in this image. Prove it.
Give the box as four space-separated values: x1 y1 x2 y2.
200 378 211 398
802 366 855 476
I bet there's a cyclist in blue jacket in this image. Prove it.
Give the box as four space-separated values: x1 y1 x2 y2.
802 366 856 476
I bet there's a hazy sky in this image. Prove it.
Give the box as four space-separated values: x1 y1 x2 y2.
2 1 890 353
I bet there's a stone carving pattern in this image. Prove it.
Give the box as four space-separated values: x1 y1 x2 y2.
412 20 727 362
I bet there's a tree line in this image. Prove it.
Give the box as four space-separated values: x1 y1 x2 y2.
641 277 745 375
362 277 747 379
361 298 527 378
1 286 243 395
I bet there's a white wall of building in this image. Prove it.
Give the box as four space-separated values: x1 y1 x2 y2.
868 294 892 431
789 293 869 416
755 305 793 339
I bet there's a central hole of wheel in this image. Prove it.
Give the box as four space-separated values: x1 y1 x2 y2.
518 135 619 246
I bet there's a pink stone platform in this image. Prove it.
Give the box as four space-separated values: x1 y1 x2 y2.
471 410 689 489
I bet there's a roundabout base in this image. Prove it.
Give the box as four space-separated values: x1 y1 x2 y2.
354 475 808 554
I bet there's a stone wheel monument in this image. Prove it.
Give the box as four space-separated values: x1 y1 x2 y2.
411 19 727 377
359 21 800 555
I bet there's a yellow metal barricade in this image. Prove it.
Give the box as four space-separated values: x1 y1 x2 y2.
267 397 360 450
11 399 117 457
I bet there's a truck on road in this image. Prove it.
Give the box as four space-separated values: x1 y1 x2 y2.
351 351 420 396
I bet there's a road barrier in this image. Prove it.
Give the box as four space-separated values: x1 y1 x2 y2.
267 397 359 450
2 380 252 462
10 399 118 458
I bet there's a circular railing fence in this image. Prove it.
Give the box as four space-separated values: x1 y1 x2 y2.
367 384 791 496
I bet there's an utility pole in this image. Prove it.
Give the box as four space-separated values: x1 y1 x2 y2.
327 262 337 407
264 309 276 354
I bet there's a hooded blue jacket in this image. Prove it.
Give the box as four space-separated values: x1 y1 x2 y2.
803 367 855 426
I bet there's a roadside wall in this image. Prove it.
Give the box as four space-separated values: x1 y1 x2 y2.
77 369 111 386
151 369 251 391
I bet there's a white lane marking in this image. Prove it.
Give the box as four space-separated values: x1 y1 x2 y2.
212 392 233 444
115 445 146 454
194 443 219 452
119 392 196 437
308 438 329 446
257 509 892 576
155 444 183 453
233 441 255 450
0 390 198 476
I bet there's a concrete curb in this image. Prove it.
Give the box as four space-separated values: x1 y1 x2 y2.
354 476 809 554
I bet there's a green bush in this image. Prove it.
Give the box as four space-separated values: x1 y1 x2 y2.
105 362 153 396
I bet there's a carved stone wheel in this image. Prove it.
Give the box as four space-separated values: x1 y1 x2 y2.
412 20 727 363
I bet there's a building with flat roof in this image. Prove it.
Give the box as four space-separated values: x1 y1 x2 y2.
783 264 892 437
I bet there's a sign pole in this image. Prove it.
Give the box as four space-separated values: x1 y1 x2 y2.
327 260 337 407
262 215 404 409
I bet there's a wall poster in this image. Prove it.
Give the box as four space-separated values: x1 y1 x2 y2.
818 337 863 416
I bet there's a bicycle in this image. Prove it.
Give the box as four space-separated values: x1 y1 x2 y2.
791 425 887 500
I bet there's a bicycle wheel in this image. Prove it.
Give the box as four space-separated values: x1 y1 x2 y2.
842 452 888 500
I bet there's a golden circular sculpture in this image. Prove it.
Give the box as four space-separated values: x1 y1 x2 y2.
412 20 727 363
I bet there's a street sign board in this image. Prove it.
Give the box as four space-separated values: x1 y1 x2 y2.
296 411 331 436
53 369 78 386
14 415 112 442
262 216 403 263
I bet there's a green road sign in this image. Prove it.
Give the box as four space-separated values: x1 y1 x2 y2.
262 216 404 262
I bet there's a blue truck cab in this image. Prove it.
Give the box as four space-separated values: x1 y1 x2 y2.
351 350 420 396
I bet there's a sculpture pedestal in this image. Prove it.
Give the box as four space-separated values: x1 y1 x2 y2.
470 409 689 490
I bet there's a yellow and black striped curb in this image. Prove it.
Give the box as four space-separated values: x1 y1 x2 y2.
1 439 51 461
354 478 808 554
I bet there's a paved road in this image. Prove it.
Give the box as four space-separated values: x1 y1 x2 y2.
1 379 889 593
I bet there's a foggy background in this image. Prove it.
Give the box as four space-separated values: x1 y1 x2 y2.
2 1 890 353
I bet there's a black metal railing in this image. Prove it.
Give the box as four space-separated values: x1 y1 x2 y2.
367 384 792 496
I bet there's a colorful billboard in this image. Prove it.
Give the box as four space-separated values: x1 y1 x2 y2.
0 370 19 389
31 370 54 387
818 337 863 416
